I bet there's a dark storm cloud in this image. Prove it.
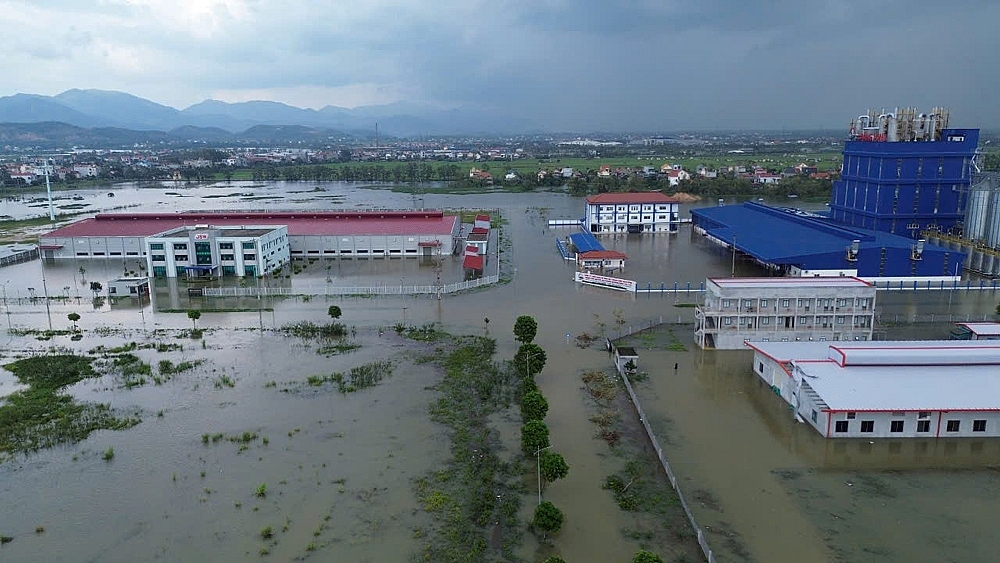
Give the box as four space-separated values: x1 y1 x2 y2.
0 0 997 131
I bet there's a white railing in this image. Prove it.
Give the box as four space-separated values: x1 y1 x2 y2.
201 274 500 297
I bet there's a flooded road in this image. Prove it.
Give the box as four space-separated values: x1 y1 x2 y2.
2 182 1000 561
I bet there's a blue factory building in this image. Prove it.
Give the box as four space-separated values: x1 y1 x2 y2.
691 202 965 280
830 108 979 238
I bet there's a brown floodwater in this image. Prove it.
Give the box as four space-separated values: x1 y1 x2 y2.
2 183 1000 562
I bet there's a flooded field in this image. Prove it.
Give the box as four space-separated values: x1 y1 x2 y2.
2 182 1000 561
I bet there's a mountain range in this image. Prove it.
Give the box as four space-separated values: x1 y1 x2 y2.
0 89 534 138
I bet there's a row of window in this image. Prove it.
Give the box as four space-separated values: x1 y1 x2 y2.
596 204 674 212
824 416 987 434
722 315 866 326
597 214 674 223
76 251 140 257
152 253 255 263
720 297 870 309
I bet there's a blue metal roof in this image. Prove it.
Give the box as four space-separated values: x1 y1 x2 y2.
691 202 964 277
569 231 604 253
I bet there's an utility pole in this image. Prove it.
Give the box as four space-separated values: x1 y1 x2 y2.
535 445 552 505
44 159 55 221
41 268 52 331
731 235 737 277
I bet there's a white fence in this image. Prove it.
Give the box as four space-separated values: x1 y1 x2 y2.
611 323 717 563
202 274 500 297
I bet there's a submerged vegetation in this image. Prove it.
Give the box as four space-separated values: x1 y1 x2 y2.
414 335 524 561
305 359 394 393
281 321 348 339
0 355 140 460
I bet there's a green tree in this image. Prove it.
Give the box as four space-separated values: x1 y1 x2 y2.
540 451 569 483
89 281 102 297
533 501 564 539
187 309 201 329
67 312 80 331
514 343 547 378
521 420 550 454
632 549 664 563
542 558 566 563
520 391 549 422
328 305 342 320
513 315 538 343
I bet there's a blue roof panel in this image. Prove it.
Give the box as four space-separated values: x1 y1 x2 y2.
569 231 604 253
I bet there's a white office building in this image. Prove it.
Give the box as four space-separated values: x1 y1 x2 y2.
145 225 289 278
584 192 680 234
748 340 1000 439
695 277 877 349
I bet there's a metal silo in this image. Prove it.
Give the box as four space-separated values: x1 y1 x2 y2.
986 181 1000 249
964 180 990 241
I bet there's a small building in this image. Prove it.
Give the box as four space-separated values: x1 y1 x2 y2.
695 277 876 349
613 345 639 375
463 245 484 279
107 277 150 298
466 230 488 256
145 225 290 278
951 322 1000 340
577 250 627 273
0 244 39 268
474 214 491 231
747 340 1000 438
584 192 680 234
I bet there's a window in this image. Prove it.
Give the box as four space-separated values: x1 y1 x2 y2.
758 362 764 373
836 316 845 325
150 243 164 250
918 412 930 419
781 299 789 308
890 420 904 433
760 299 768 308
242 242 255 249
152 254 165 262
973 420 987 432
220 254 234 261
173 243 187 250
860 421 874 433
219 242 234 250
722 299 731 308
744 300 753 308
174 254 188 262
811 410 818 423
917 420 930 433
724 317 732 326
243 254 255 261
762 317 770 325
946 420 960 432
835 421 848 433
152 266 166 277
847 412 856 419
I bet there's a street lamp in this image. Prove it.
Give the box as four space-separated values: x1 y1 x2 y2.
731 234 737 277
2 280 11 332
535 445 552 505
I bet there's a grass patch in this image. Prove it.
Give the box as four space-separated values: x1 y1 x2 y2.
666 329 688 352
0 355 140 459
280 321 347 339
112 353 152 388
305 359 394 393
413 335 524 561
315 342 360 356
214 374 236 389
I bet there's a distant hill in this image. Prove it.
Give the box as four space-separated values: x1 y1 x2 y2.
0 89 533 137
0 121 353 148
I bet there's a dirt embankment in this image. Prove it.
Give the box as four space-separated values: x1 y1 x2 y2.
669 192 701 203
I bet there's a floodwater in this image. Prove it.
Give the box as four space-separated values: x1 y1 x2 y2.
2 182 1000 562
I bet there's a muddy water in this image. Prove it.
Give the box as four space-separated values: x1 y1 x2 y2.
3 184 1000 561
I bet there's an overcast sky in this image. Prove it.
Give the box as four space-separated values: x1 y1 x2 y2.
1 0 998 131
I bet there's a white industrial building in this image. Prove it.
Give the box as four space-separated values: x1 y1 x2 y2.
747 340 1000 438
951 322 1000 341
145 225 290 278
695 277 877 349
584 192 680 234
38 211 462 272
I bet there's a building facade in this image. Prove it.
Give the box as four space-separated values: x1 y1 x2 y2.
695 277 876 349
584 192 680 234
38 211 461 263
748 340 1000 438
145 225 290 278
830 108 979 238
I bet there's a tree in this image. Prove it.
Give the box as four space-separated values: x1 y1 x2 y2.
613 308 626 336
328 305 342 320
67 312 80 331
520 391 549 422
521 420 550 454
89 281 102 297
533 501 563 539
514 343 547 378
632 550 664 563
187 309 201 329
543 557 566 563
540 451 569 483
513 315 538 344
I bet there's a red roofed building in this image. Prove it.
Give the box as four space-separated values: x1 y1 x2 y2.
577 250 628 273
584 192 680 234
38 210 461 276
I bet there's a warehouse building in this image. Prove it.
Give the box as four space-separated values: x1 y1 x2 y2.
695 277 876 349
747 340 1000 438
691 202 964 282
38 211 461 277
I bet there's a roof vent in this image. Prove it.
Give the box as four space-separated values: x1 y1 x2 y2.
846 239 860 262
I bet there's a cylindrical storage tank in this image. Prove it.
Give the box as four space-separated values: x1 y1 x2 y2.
970 249 984 273
985 184 1000 249
983 253 998 277
965 185 989 241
